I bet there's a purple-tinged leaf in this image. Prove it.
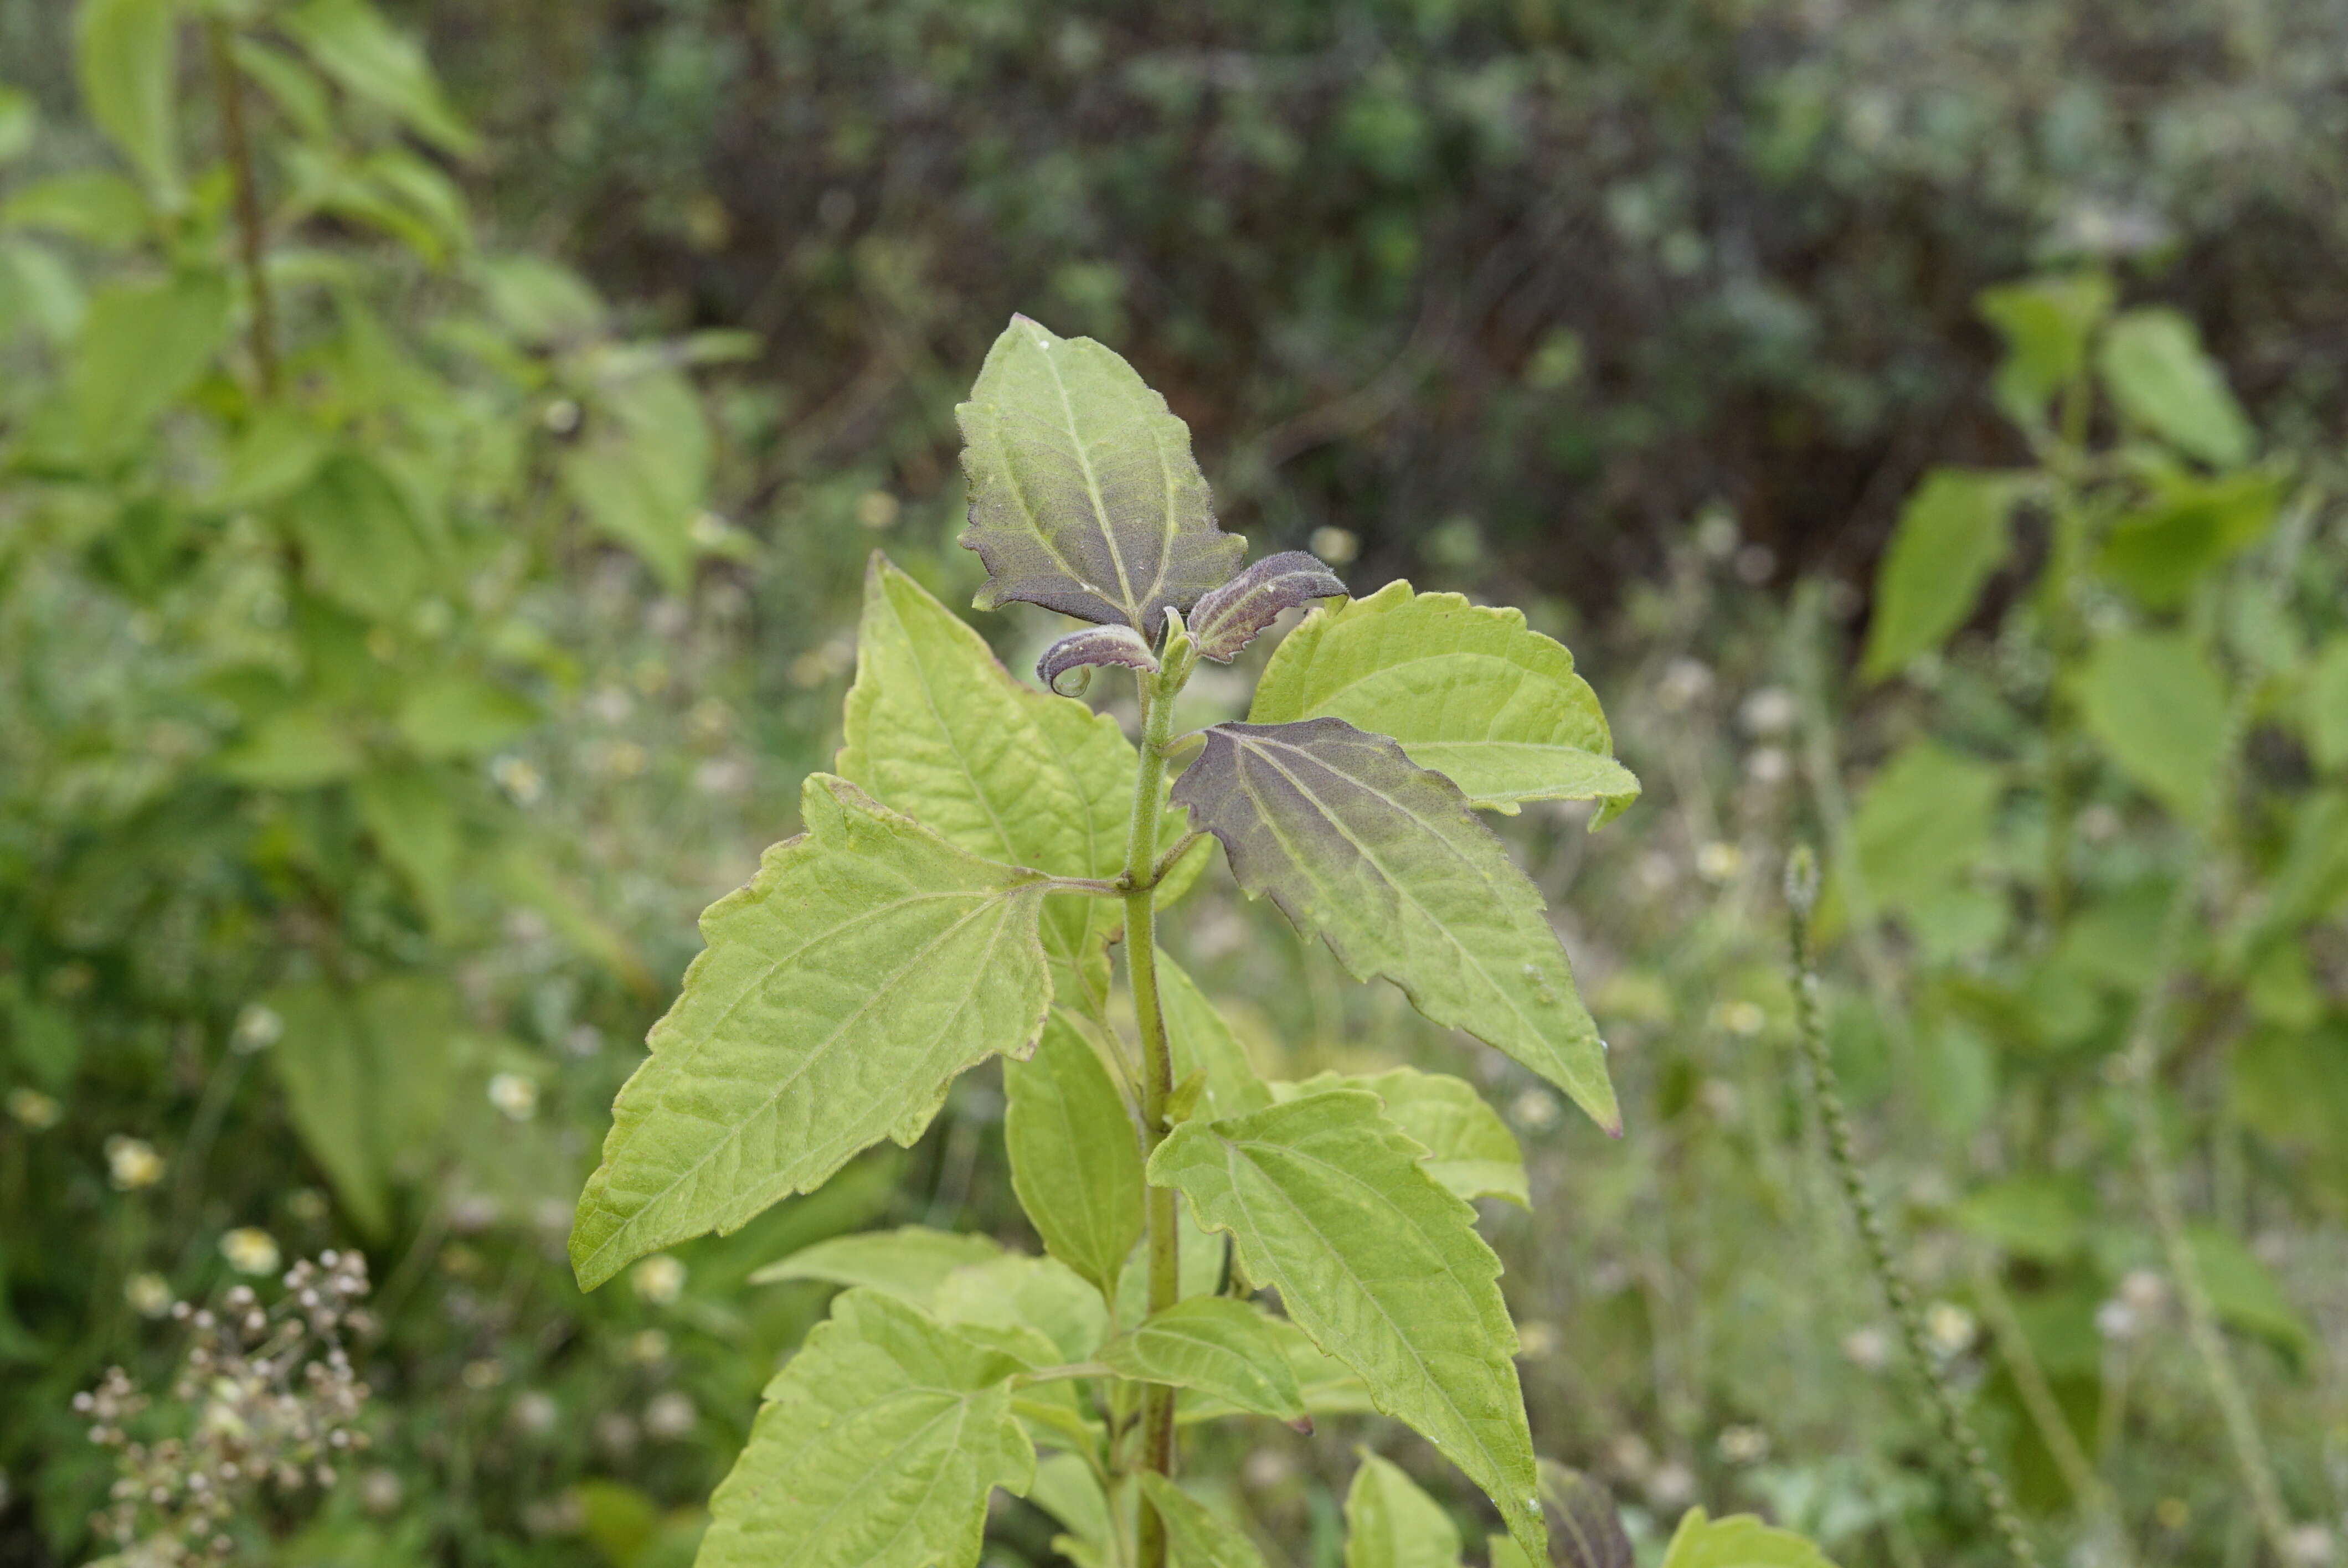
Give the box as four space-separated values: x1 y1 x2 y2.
1170 718 1618 1132
1037 623 1158 697
1186 550 1348 663
956 316 1244 635
1539 1463 1634 1568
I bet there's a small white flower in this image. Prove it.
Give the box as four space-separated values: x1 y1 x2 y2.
124 1273 174 1318
1717 1000 1767 1037
487 1074 539 1122
1309 525 1360 565
1716 1424 1770 1464
854 491 900 530
1657 658 1713 711
631 1255 687 1306
491 756 545 806
1738 687 1798 736
2095 1299 2138 1342
6 1087 61 1131
231 1003 283 1053
462 1359 507 1391
1695 842 1743 884
1508 1087 1561 1132
627 1329 671 1364
106 1136 166 1190
510 1391 560 1435
1925 1301 1977 1355
2119 1268 2167 1313
643 1391 697 1438
1744 746 1791 786
220 1227 281 1276
1842 1325 1891 1370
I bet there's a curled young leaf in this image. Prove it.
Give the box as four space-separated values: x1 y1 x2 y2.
956 315 1244 634
1187 551 1348 663
1037 622 1158 697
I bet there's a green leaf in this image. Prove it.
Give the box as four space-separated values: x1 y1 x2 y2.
1343 1452 1464 1568
1250 582 1638 817
267 976 461 1239
2077 630 2229 826
215 706 362 788
1005 1014 1144 1295
353 765 459 925
2306 637 2348 773
2185 1225 2314 1361
279 0 479 155
569 774 1052 1290
749 1225 1006 1299
2 989 79 1093
74 0 181 205
699 1289 1033 1568
1032 1454 1117 1566
930 1254 1109 1365
1170 718 1618 1133
1275 1067 1525 1207
1157 951 1271 1121
2098 469 2283 610
0 85 34 164
1659 1508 1838 1568
840 554 1172 1010
66 271 231 459
1849 741 2004 912
1976 274 2113 425
1 238 87 343
1101 1296 1309 1427
216 407 332 508
956 314 1243 634
1860 470 2023 682
2 171 150 248
1149 1091 1544 1559
1140 1474 1272 1568
395 673 540 759
1189 551 1349 663
2098 308 2253 469
285 452 434 619
1954 1176 2093 1263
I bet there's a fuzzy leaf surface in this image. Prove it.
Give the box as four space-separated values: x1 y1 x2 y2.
1344 1451 1465 1568
838 554 1174 1009
699 1290 1033 1568
1149 1092 1543 1558
956 315 1242 634
1101 1296 1309 1427
1038 623 1158 696
1276 1067 1525 1206
1140 1474 1273 1568
569 775 1050 1289
1005 1014 1145 1294
1250 583 1636 816
749 1226 1006 1299
1170 718 1617 1132
1189 551 1348 662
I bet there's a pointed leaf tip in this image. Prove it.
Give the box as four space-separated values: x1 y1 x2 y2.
956 314 1243 633
1188 551 1348 662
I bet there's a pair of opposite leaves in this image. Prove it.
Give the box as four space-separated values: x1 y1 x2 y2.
568 315 1642 1561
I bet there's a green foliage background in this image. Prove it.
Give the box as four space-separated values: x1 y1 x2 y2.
2 2 2345 1567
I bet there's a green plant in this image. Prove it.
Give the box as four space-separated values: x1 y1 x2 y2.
1796 273 2340 1559
564 316 1830 1568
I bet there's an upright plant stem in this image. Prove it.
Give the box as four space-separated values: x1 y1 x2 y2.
207 19 279 396
1784 851 2042 1568
1121 669 1181 1568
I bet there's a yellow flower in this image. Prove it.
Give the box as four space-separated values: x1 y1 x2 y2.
6 1088 61 1131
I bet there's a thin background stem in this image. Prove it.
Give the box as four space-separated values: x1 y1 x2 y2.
207 19 279 397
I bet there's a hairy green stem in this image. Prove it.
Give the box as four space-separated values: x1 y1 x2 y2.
1121 665 1183 1568
1785 851 2042 1568
206 19 279 397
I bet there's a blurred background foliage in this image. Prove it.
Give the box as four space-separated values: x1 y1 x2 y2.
1 2 2344 1566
